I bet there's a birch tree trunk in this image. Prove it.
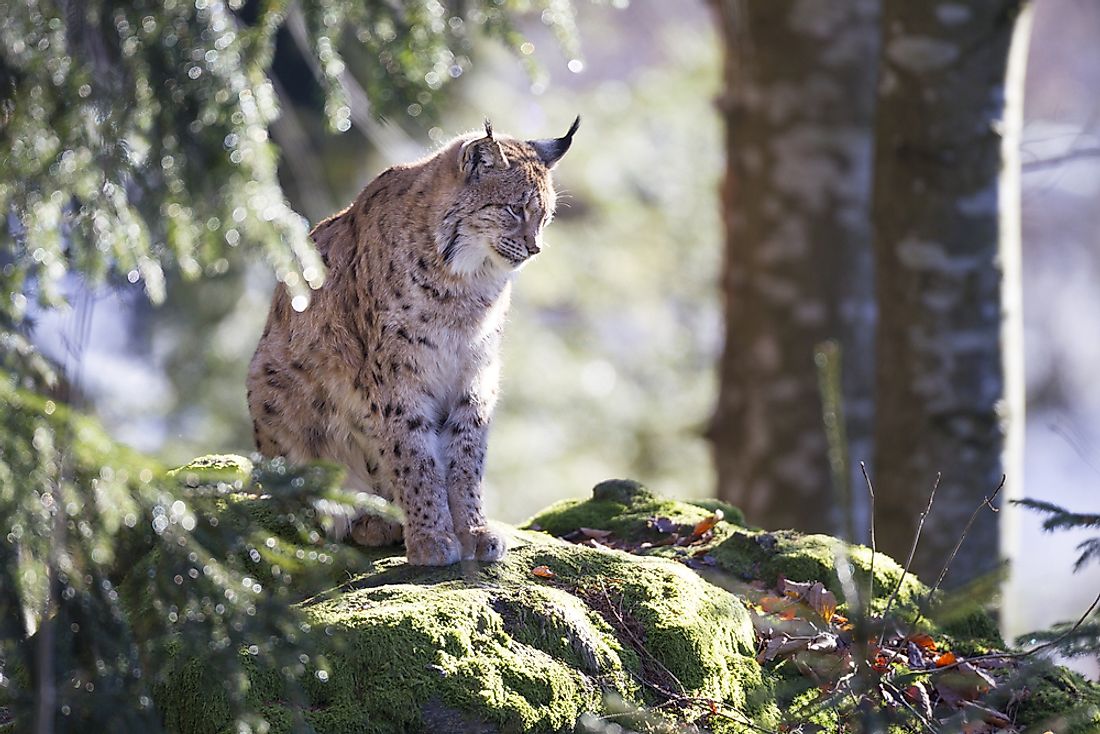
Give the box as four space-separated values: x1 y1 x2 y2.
871 2 1030 584
709 0 879 537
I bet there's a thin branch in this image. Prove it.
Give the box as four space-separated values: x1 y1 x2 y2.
861 462 877 610
269 76 335 221
283 6 420 165
880 680 941 734
1004 585 1099 660
878 473 941 646
930 587 1100 676
1022 147 1100 173
925 475 1004 602
592 582 780 734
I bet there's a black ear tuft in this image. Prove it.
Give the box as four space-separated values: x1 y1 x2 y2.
527 115 580 169
483 118 494 139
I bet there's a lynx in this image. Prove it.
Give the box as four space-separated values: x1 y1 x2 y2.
246 118 579 566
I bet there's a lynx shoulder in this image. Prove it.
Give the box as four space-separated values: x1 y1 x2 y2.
246 118 579 566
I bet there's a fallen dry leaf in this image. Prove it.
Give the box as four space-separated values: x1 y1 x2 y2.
778 578 838 622
935 651 958 667
579 527 612 540
909 633 938 651
961 701 1012 728
935 661 997 705
758 595 793 614
905 682 934 720
692 509 724 538
531 565 555 579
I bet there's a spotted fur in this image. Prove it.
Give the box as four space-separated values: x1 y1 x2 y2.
246 119 577 566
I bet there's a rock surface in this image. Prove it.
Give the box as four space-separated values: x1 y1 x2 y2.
6 381 1097 733
143 465 1100 733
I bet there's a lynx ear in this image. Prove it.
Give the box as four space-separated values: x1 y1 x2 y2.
460 120 509 182
527 115 580 169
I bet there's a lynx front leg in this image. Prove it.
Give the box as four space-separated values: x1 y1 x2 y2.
443 391 506 562
383 406 462 566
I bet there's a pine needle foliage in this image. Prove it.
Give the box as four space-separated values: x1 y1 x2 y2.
1014 497 1100 657
0 375 369 731
0 2 580 729
0 0 578 336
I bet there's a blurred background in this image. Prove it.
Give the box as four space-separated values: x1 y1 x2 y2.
18 0 1100 673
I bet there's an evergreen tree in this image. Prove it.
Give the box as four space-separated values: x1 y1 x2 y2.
0 2 578 729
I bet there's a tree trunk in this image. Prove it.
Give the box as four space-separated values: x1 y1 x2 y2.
709 0 880 538
871 2 1030 585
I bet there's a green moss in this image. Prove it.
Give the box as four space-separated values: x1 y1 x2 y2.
993 662 1100 734
525 482 924 615
784 682 841 731
524 479 745 540
707 529 927 613
155 530 778 733
686 498 746 526
166 453 254 484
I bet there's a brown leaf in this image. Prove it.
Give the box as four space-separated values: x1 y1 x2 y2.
908 633 938 651
962 701 1012 728
758 595 791 613
531 565 555 579
763 634 811 661
935 651 958 667
805 633 839 653
807 583 837 623
692 509 724 538
778 579 838 622
579 527 612 540
935 661 997 705
905 682 934 720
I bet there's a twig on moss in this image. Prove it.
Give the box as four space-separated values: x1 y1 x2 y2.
881 679 941 734
589 582 780 734
878 473 941 646
1018 585 1100 657
932 585 1100 673
927 475 1003 601
861 462 877 610
909 476 1006 629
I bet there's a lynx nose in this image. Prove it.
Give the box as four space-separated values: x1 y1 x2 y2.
525 237 541 256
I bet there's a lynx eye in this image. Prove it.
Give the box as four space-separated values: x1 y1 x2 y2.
504 205 523 222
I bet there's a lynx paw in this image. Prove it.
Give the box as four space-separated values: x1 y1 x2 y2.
461 525 507 563
405 530 463 567
349 513 404 547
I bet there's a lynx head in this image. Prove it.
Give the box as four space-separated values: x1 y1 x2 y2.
439 117 579 276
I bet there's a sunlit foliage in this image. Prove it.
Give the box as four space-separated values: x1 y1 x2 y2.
0 377 377 730
0 1 582 728
0 0 578 338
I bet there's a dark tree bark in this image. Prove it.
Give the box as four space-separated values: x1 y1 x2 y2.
871 2 1030 584
709 0 880 537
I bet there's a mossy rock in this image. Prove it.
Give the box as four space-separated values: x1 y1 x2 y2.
527 479 746 540
526 481 920 613
993 661 1100 734
525 481 1003 650
154 526 779 734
